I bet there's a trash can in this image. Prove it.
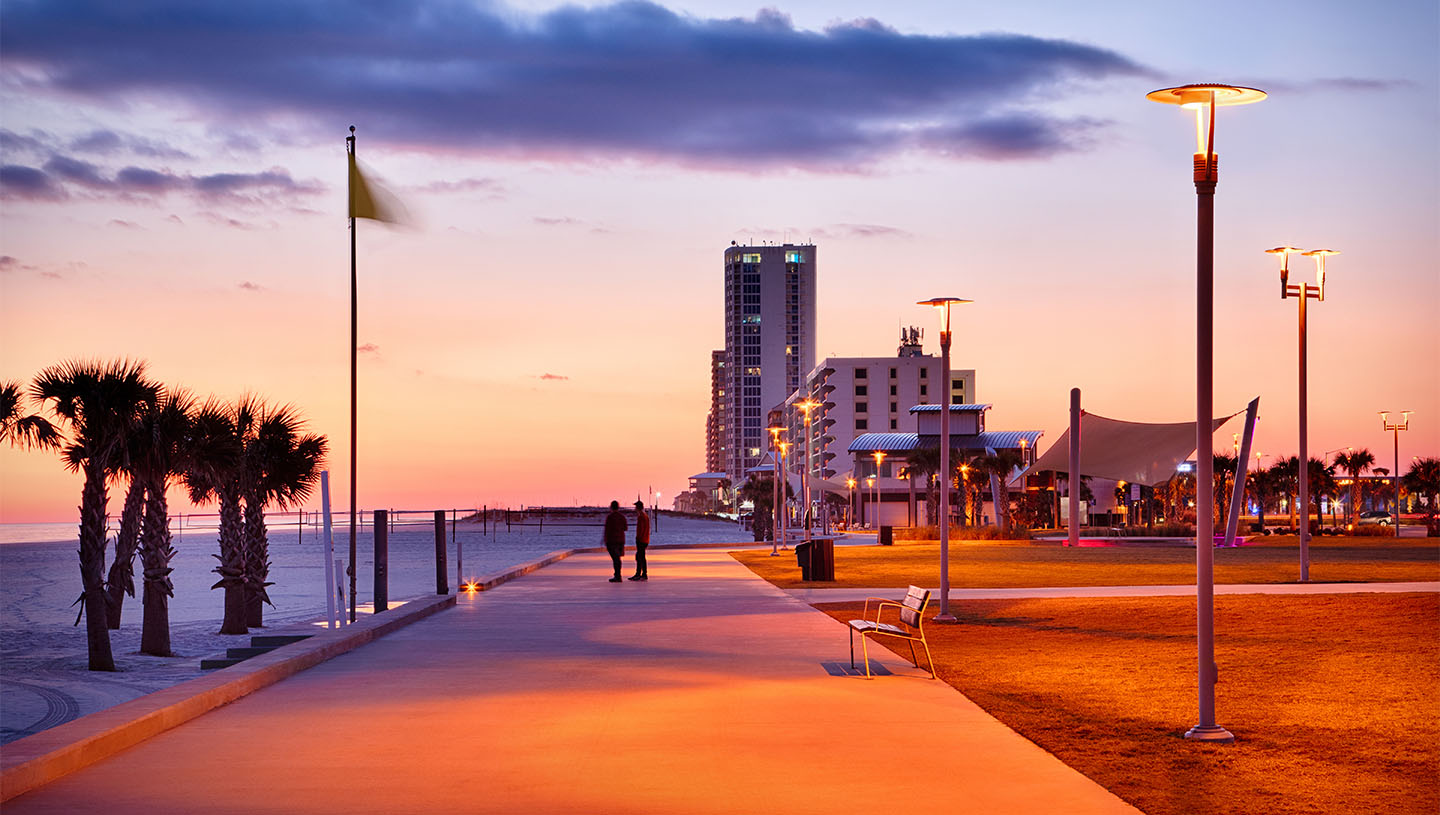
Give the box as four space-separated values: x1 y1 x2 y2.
796 538 835 581
879 525 893 546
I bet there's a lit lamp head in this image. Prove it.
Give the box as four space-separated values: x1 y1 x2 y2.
1301 248 1338 301
795 398 820 420
846 477 856 489
1147 84 1266 182
1265 246 1303 296
1379 410 1413 431
916 297 973 343
768 425 783 444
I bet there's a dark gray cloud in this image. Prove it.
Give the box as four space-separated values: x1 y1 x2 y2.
238 280 263 291
534 216 581 226
538 373 569 381
1 157 323 204
357 343 380 354
0 0 1151 167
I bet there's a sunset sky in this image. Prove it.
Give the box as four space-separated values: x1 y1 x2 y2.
2 0 1436 523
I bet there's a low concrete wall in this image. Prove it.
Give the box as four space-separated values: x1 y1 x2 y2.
1 592 455 802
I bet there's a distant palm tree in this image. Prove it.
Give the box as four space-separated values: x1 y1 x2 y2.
972 450 1023 534
1403 457 1440 535
901 447 941 526
1270 457 1300 529
1305 457 1336 532
1248 467 1279 530
132 389 196 656
1213 454 1238 527
1 381 62 450
1333 449 1375 526
739 476 776 541
241 403 327 626
184 400 247 635
32 360 158 671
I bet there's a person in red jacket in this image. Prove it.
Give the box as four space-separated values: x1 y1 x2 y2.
629 500 650 581
602 500 626 583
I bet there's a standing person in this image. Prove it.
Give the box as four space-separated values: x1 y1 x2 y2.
603 500 627 583
629 500 651 581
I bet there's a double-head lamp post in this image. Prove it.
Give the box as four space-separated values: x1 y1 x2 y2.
1149 82 1266 744
768 425 784 556
1265 245 1336 581
871 451 887 530
917 296 971 622
1379 411 1411 523
795 398 821 545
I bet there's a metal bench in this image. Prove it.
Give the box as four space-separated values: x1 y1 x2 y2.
847 585 936 679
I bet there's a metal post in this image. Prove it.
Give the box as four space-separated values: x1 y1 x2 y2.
1393 428 1400 522
434 510 449 594
373 509 388 613
1068 388 1081 547
1187 140 1232 742
1298 287 1310 580
936 325 954 621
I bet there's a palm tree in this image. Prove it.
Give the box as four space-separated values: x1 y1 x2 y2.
132 389 196 656
972 450 1023 534
1403 457 1440 536
241 404 327 626
184 400 247 635
901 447 941 527
1248 467 1279 531
105 421 154 629
1270 457 1299 529
739 476 776 541
32 360 158 671
1 381 62 450
1333 449 1375 526
1213 454 1238 527
1305 457 1336 532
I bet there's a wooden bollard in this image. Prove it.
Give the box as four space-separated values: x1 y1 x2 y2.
434 510 449 595
373 510 389 613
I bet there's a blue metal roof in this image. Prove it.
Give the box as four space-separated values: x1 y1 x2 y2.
847 429 1043 454
908 403 992 413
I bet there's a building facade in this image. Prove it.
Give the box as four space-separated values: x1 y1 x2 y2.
705 349 726 475
785 327 976 484
723 242 816 484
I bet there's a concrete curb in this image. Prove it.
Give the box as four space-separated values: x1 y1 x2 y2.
0 592 455 802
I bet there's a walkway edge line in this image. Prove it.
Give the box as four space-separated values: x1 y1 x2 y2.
1 592 455 802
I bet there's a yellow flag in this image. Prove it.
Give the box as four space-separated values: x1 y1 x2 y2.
348 152 407 223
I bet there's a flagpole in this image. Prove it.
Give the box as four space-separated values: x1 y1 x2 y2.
346 125 358 623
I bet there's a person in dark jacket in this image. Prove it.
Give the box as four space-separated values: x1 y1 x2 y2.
603 500 626 582
629 500 650 581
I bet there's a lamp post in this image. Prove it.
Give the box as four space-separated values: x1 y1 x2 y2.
1379 411 1411 525
846 477 857 529
777 440 791 549
1265 246 1336 580
1149 82 1266 744
769 425 785 556
865 476 875 527
871 451 887 530
917 296 972 622
795 398 821 546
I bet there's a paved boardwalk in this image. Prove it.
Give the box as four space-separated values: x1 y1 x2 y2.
788 581 1440 604
7 549 1136 814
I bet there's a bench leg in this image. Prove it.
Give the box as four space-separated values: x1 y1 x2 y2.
849 627 855 670
861 635 873 679
920 635 936 680
908 639 918 667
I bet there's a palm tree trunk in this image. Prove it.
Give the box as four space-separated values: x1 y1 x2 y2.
79 462 116 671
215 489 248 635
243 499 271 628
139 480 176 656
105 479 146 629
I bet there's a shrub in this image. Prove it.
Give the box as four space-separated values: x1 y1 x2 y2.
891 525 1028 541
1352 524 1395 538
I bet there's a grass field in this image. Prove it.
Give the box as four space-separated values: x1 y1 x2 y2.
733 536 1440 589
815 593 1439 815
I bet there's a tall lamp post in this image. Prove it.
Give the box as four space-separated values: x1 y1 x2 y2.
1149 82 1266 744
871 451 887 530
1379 411 1411 524
777 440 791 549
917 296 972 622
846 477 857 529
1265 245 1336 581
795 398 821 546
865 476 875 527
769 425 785 556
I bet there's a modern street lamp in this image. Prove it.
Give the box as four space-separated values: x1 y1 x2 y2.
1149 82 1266 744
1379 410 1411 525
865 476 876 527
795 398 821 546
871 451 888 530
1265 245 1335 581
769 425 785 556
917 296 972 622
777 440 792 549
846 476 857 529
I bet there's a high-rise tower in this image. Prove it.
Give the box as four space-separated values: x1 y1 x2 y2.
723 242 816 483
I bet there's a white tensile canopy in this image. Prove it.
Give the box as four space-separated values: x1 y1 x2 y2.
1020 409 1244 487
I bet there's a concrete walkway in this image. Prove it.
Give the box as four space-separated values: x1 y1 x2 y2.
787 581 1440 604
6 549 1137 814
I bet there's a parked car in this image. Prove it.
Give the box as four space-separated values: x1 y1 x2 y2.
1358 510 1393 526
